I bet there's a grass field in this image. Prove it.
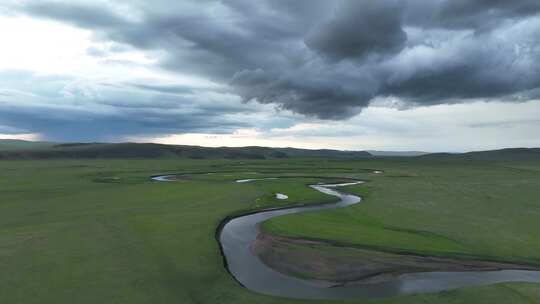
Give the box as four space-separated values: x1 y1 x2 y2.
263 159 540 264
1 157 539 303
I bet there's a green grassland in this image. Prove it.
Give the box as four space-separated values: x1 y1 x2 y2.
0 157 539 303
262 159 540 265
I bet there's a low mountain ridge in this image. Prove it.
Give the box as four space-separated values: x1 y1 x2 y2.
0 139 53 151
367 150 428 157
0 140 372 160
421 148 540 161
1 140 537 161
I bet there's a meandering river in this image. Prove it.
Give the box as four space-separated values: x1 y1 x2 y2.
153 175 540 299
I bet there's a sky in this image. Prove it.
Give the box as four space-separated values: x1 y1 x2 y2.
0 0 539 152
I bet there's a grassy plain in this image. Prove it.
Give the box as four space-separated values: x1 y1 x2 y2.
263 159 540 265
0 157 539 303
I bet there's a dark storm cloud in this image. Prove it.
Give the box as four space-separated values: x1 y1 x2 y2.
381 29 540 104
0 99 251 141
305 0 407 60
231 68 377 119
0 71 252 140
10 0 540 123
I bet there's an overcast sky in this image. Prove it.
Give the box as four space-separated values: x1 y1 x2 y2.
1 0 539 152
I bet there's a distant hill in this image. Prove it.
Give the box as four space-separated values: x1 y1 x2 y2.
367 150 428 157
0 140 373 160
421 148 540 161
2 140 536 161
274 147 372 159
0 139 53 151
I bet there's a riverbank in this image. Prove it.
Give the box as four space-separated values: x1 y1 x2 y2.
252 230 540 286
218 177 540 299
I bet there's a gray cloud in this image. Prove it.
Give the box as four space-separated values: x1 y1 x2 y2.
0 99 252 141
0 71 255 141
468 118 540 129
25 2 130 28
305 1 407 60
231 67 377 119
402 0 540 31
129 83 196 95
437 0 540 29
2 0 540 141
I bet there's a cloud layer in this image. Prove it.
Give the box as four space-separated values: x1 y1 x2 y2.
1 0 540 146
